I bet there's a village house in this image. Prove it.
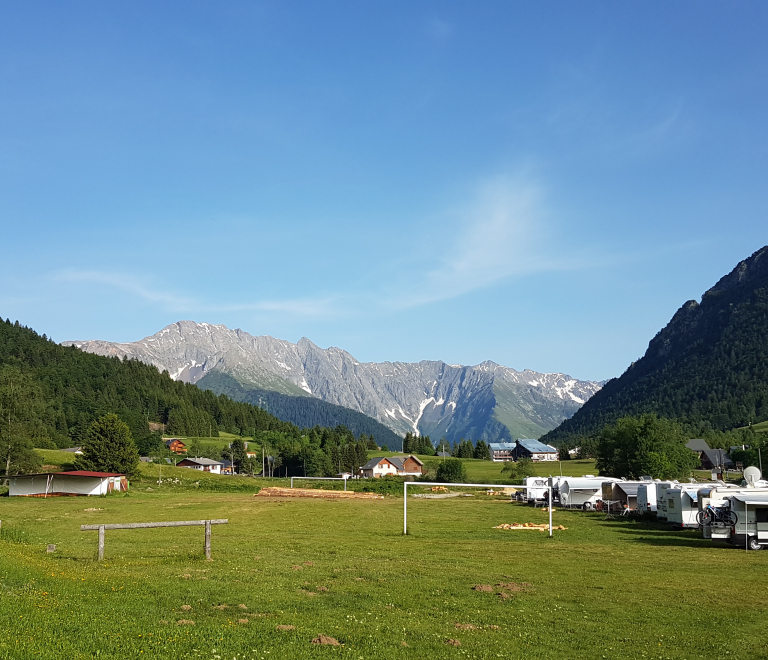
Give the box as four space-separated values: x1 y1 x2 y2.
699 448 734 471
512 439 558 462
175 457 223 474
164 438 188 454
488 442 517 462
360 455 424 478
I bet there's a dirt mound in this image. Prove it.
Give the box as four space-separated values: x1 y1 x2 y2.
256 487 384 500
446 639 462 647
312 635 341 646
472 585 494 592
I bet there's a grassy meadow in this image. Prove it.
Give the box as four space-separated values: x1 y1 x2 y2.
2 463 768 660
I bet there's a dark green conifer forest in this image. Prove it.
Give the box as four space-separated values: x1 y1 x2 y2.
543 246 768 447
0 319 396 472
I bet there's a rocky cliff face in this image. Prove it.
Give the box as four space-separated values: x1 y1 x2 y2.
64 321 602 442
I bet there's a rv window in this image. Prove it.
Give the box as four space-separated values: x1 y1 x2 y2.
668 499 675 509
756 508 768 523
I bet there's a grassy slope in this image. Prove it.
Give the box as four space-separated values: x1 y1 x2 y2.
751 420 768 434
1 474 766 660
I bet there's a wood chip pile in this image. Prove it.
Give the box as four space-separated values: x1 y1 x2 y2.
493 523 567 531
255 487 384 500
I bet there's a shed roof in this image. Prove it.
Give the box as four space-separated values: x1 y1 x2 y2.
178 458 222 466
13 471 124 479
516 439 557 453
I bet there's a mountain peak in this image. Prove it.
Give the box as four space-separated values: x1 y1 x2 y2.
66 321 602 441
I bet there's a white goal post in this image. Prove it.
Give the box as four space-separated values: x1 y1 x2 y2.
290 476 349 491
403 480 554 537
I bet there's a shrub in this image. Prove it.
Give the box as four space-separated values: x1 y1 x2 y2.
436 458 467 483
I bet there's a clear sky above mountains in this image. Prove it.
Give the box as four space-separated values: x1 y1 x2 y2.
1 2 766 381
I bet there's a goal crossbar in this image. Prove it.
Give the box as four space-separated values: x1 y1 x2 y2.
290 476 349 491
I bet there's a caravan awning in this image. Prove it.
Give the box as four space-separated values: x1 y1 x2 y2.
730 494 768 506
616 483 641 497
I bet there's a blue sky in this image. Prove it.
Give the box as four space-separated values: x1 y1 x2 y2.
1 1 766 381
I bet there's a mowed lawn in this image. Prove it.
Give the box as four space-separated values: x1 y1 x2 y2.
1 481 767 660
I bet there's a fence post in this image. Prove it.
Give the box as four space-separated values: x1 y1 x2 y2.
403 482 408 535
98 525 105 561
205 520 212 559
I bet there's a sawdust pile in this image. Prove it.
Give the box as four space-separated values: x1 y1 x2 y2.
255 487 384 499
493 523 567 531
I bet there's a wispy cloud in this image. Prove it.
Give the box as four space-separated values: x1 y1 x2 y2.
56 270 197 311
55 269 337 318
53 173 593 321
389 173 570 309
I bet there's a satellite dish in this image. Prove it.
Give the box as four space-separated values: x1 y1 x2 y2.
744 466 762 486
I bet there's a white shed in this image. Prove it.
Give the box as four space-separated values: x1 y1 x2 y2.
9 471 127 497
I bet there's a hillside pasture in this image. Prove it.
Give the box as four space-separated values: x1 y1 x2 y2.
1 468 766 660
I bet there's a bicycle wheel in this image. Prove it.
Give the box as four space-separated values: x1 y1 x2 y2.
724 509 738 525
696 510 711 526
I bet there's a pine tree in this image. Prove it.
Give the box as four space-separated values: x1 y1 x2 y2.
74 413 140 477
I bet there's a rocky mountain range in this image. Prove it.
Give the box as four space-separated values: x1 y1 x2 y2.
64 322 603 443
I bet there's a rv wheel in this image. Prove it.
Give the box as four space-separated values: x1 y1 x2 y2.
749 537 763 551
582 502 593 511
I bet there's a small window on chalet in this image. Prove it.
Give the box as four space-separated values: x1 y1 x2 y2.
668 499 675 509
756 508 768 523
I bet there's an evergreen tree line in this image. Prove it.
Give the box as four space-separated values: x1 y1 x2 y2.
0 319 398 476
401 433 493 460
218 425 377 478
196 371 403 450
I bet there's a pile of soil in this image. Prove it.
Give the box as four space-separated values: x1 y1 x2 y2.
255 487 384 500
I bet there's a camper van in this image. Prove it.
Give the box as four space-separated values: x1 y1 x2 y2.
665 483 722 527
559 477 606 509
696 485 753 539
523 477 549 504
727 493 768 550
637 481 676 514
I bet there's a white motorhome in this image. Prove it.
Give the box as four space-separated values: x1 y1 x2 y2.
697 484 758 540
728 493 768 550
523 477 549 503
637 481 676 514
559 477 608 509
665 483 722 527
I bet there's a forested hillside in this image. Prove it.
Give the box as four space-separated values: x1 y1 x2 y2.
196 371 402 449
543 246 768 446
0 319 321 454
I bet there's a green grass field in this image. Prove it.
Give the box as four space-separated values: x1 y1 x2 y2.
2 463 767 660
